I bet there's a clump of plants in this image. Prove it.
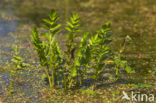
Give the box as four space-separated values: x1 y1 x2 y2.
31 10 135 91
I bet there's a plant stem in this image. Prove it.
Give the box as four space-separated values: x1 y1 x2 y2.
43 67 52 89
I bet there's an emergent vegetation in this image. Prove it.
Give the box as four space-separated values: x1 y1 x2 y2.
31 10 135 91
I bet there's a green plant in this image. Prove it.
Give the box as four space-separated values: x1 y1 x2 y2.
114 35 135 81
88 22 112 88
9 45 30 93
11 46 30 70
64 13 81 88
31 10 135 90
31 10 62 89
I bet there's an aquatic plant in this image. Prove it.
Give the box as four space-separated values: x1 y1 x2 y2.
31 10 62 89
11 46 30 70
9 45 30 93
31 10 135 90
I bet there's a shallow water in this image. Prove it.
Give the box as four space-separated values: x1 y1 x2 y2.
0 0 155 102
0 73 10 90
0 20 17 36
0 1 41 102
0 0 17 36
0 0 155 73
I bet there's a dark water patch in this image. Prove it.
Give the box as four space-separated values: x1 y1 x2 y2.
0 20 17 36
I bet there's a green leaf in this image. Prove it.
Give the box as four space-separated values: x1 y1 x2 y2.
41 74 47 80
43 19 52 25
67 21 74 28
65 27 72 32
22 63 30 67
125 66 135 73
42 24 50 29
90 75 96 80
40 33 50 39
114 57 120 65
53 29 61 35
131 83 152 89
50 24 61 31
81 89 95 95
71 66 77 77
120 60 127 68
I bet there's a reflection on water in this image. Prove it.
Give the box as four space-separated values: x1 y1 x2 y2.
0 0 17 36
0 20 17 36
